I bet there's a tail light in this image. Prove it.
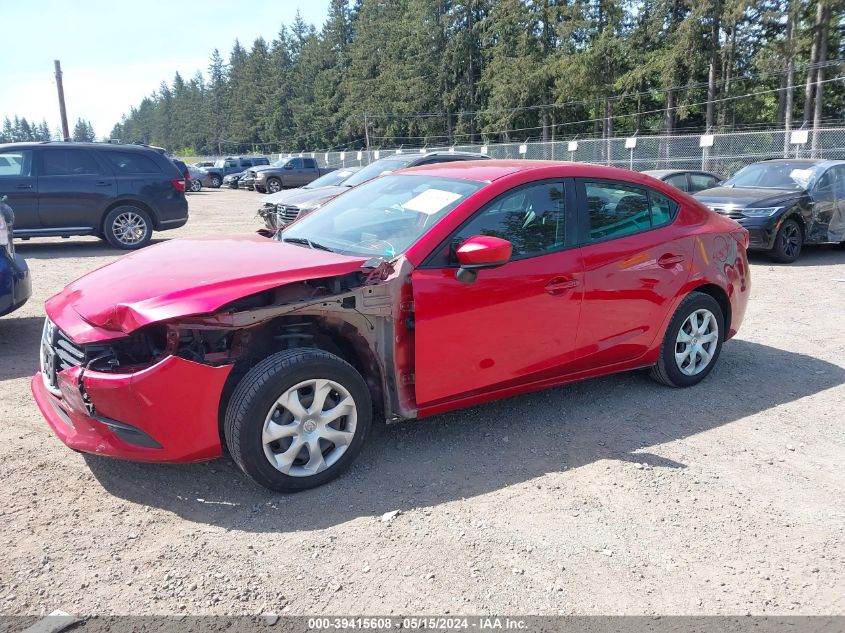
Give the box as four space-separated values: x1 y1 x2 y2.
171 179 186 192
0 213 9 249
731 229 749 249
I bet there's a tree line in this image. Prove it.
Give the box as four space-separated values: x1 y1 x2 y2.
0 116 96 143
7 1 845 155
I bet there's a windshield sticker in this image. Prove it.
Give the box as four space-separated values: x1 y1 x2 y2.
790 169 813 188
403 189 463 215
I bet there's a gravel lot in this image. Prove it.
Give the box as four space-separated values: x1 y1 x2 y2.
1 188 844 617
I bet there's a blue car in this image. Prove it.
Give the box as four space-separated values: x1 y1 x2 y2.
0 196 31 316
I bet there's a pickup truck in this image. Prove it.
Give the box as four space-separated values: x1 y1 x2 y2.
251 157 334 193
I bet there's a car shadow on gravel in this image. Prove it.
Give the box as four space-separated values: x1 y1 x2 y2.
14 238 169 259
747 245 845 267
0 315 44 380
84 339 845 532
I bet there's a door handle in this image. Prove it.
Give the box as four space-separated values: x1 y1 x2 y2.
657 253 685 268
545 277 579 295
95 181 112 187
15 184 32 189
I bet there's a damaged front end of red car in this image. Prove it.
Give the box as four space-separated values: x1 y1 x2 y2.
33 255 417 463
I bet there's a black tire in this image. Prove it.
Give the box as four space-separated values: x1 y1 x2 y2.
209 174 222 188
769 217 802 263
266 177 283 193
102 205 153 250
224 348 372 492
650 291 724 388
256 186 266 193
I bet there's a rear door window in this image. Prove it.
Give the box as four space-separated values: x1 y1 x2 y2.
664 173 688 191
103 151 162 174
0 150 32 177
41 149 101 176
689 173 720 192
304 158 317 169
582 180 678 242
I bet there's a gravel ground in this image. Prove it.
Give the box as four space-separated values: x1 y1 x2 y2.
1 188 843 617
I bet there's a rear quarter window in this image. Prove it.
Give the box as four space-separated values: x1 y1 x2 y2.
103 151 162 174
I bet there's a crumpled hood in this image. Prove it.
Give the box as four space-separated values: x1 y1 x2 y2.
262 185 349 207
46 235 368 342
694 186 803 209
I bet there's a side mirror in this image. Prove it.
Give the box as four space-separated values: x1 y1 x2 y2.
284 163 293 170
454 235 512 283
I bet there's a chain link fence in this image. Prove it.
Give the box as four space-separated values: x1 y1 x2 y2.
290 127 845 174
187 127 845 176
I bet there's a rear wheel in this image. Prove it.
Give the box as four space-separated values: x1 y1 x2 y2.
650 291 723 388
769 218 802 263
267 177 283 193
224 349 372 492
209 174 222 188
103 205 153 250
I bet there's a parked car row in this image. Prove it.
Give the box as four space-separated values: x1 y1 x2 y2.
3 138 842 494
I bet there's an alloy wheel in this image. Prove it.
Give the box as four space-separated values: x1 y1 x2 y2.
268 179 282 193
674 308 719 376
111 211 148 246
779 223 800 259
262 378 357 477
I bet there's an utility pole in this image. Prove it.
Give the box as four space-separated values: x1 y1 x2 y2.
54 60 70 141
363 114 370 150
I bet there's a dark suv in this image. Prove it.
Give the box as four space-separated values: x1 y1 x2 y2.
0 142 189 250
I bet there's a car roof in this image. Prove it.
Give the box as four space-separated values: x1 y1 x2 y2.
642 169 724 178
401 159 655 182
0 141 162 153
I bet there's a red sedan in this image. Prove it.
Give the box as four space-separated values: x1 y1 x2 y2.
32 161 750 491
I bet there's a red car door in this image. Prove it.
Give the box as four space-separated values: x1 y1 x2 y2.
411 179 584 406
571 179 694 370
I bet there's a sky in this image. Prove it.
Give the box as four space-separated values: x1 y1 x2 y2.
0 0 332 138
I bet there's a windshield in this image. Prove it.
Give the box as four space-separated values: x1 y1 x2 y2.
282 174 484 257
724 162 818 190
342 156 418 188
304 168 359 189
213 158 225 168
272 158 290 167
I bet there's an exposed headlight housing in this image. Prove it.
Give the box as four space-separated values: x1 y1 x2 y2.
741 207 783 218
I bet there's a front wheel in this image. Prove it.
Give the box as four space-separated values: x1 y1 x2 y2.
769 217 802 263
103 205 153 250
224 349 372 492
650 291 724 388
190 179 202 192
209 175 222 188
266 177 283 193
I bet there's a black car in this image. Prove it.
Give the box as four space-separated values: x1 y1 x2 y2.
204 155 270 188
0 142 189 250
0 195 31 316
695 159 845 263
265 151 491 231
642 169 724 193
224 171 247 189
